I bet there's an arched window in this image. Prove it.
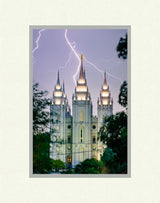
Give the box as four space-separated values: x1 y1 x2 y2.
80 110 83 121
93 136 96 143
80 128 83 143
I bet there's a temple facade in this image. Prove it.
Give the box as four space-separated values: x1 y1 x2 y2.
50 55 113 168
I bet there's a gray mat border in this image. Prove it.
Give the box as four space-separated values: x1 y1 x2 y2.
29 25 131 178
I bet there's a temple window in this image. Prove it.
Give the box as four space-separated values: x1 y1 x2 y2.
93 136 96 143
81 129 83 143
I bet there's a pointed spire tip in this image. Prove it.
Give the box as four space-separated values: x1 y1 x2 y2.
81 54 83 61
57 71 60 85
63 81 65 92
78 54 85 82
104 71 107 85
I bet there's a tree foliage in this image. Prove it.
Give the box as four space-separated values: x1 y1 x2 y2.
33 132 53 173
99 111 127 173
101 148 117 173
118 81 127 108
98 33 128 174
99 78 128 174
33 82 50 135
52 159 66 172
116 33 127 59
33 82 52 174
75 159 107 174
99 112 127 147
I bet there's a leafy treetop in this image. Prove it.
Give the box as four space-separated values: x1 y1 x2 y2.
33 83 50 135
116 33 127 59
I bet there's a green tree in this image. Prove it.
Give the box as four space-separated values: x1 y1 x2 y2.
116 33 127 59
101 148 117 173
75 159 106 174
99 111 127 173
99 112 127 148
33 132 53 173
33 82 52 174
33 83 50 135
99 36 128 174
52 159 66 172
118 81 127 108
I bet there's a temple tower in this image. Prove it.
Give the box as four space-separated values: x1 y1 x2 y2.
97 72 113 160
72 54 92 167
97 72 113 131
50 72 71 163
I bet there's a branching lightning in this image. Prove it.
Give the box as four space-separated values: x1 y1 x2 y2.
59 42 76 70
64 29 122 84
83 56 103 74
33 29 122 84
33 29 46 53
84 57 122 82
59 51 72 70
64 29 81 85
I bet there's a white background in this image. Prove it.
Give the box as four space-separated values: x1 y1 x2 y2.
0 0 160 202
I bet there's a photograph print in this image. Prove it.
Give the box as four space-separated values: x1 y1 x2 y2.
31 26 129 176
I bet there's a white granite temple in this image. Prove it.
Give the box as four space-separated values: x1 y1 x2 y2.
50 54 113 168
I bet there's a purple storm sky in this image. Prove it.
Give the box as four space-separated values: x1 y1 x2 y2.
33 29 127 115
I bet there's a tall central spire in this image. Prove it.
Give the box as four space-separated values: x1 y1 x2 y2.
104 72 107 85
102 71 108 90
79 54 85 81
73 54 91 101
57 71 60 85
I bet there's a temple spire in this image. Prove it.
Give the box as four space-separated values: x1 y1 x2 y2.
63 81 65 92
57 71 60 85
79 54 85 81
74 54 90 101
104 72 107 85
84 68 86 79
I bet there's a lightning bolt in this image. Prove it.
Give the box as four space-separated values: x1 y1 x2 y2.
33 29 46 53
83 56 103 74
64 29 81 85
84 57 122 82
64 29 122 84
59 51 72 70
33 29 122 83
